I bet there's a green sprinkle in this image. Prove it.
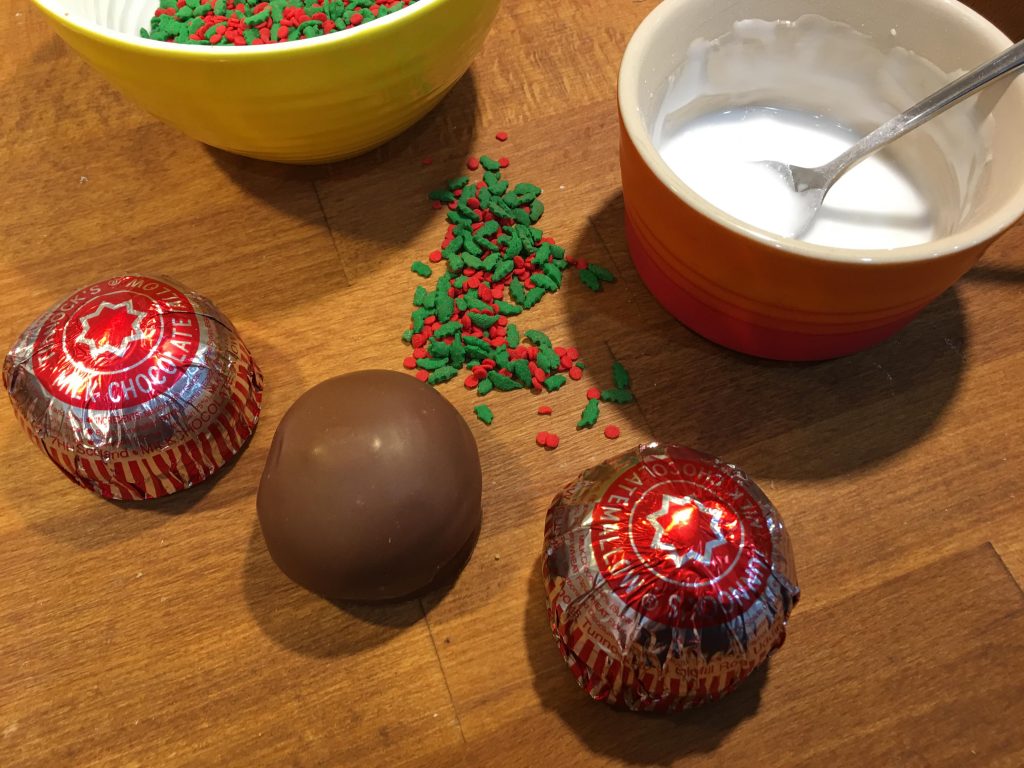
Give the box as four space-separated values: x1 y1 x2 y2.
577 399 600 429
401 329 413 344
413 285 428 306
244 7 270 24
449 335 466 368
579 268 602 292
432 321 462 338
510 278 527 306
601 388 635 404
481 253 500 273
448 175 469 190
435 293 455 323
522 287 546 308
476 220 499 238
428 340 451 359
543 375 567 392
447 252 465 273
514 183 542 198
507 323 520 348
529 199 545 223
590 263 616 283
480 155 502 172
536 348 561 373
489 198 514 219
477 378 494 396
463 335 492 352
503 233 523 258
525 330 552 348
466 294 492 312
428 188 455 203
473 405 494 425
488 371 523 391
416 357 447 371
532 274 558 293
494 300 522 316
511 359 533 387
411 261 432 278
612 361 631 390
428 366 459 385
542 262 563 287
469 312 499 330
493 347 511 370
411 308 429 334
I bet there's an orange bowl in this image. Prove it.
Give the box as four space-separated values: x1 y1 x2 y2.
618 0 1024 360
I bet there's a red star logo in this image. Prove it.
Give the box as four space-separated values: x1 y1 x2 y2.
647 494 729 568
75 300 149 358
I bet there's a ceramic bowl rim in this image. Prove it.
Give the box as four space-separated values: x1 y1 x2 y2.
618 0 1024 265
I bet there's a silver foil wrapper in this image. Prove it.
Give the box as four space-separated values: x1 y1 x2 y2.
543 443 799 710
3 275 263 500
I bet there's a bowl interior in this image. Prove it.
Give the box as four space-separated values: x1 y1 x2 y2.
620 0 1024 261
35 0 432 47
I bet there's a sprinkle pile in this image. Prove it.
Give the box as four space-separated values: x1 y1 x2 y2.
404 152 627 447
142 0 418 45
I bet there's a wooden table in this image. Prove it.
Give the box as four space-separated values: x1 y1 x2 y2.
2 1 1023 766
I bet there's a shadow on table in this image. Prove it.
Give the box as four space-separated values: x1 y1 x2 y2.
523 555 766 765
562 193 969 480
206 69 480 251
963 263 1024 284
8 431 253 550
242 521 478 657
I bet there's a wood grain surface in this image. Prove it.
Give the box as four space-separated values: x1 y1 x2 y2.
2 1 1023 766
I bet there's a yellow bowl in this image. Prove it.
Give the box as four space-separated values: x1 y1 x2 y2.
32 0 501 163
619 0 1024 360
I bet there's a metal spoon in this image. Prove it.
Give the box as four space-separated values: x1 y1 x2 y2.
766 38 1024 238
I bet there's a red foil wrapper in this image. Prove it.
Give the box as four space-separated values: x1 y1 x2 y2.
3 275 263 501
543 443 799 711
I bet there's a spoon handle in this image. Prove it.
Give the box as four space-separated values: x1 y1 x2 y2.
818 38 1024 184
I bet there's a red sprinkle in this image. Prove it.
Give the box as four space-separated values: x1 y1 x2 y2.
402 357 417 370
495 131 509 142
537 405 553 415
569 366 584 381
428 249 443 263
544 432 560 449
536 431 549 447
413 348 428 359
421 157 433 166
586 387 601 401
467 157 480 171
415 370 430 382
499 157 510 168
604 425 621 440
